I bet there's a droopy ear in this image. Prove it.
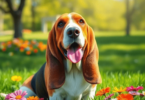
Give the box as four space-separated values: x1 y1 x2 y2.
82 25 102 84
46 26 65 89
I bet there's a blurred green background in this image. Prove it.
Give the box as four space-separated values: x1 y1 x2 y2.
0 0 145 99
0 0 145 33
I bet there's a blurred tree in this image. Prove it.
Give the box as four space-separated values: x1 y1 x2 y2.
0 0 25 38
126 0 145 36
1 0 145 32
126 0 130 36
31 0 38 31
131 0 145 30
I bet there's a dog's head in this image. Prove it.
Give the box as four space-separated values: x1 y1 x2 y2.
46 12 102 89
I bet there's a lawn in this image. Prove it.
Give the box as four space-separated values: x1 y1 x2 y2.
0 31 145 100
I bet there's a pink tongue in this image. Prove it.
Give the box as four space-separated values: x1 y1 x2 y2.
67 48 83 63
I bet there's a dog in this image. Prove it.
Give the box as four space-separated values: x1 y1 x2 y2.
3 12 102 100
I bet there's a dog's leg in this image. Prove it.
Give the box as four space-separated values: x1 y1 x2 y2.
20 86 37 98
65 94 82 100
82 85 97 100
49 92 62 100
20 75 37 98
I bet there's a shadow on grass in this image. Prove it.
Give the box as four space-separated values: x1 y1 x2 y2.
95 36 145 45
95 36 145 73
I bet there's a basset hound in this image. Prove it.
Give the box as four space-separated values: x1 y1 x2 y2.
20 12 102 100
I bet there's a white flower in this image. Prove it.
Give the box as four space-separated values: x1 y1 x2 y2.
111 98 117 100
142 91 145 95
8 52 14 56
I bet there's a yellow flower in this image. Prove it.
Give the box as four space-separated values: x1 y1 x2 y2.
9 52 14 56
143 91 145 95
113 87 126 93
11 76 22 82
27 96 39 100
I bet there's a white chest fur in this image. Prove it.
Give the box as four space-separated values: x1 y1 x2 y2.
62 60 91 97
49 59 96 100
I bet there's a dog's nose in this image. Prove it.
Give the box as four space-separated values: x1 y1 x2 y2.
67 27 80 38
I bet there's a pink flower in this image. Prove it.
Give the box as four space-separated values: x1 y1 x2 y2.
104 94 114 100
5 90 27 100
5 94 11 100
129 91 140 96
126 86 143 92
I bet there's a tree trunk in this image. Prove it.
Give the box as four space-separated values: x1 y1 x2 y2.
126 0 130 36
13 16 23 38
31 5 35 31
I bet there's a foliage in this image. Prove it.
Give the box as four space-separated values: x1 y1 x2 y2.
1 0 145 31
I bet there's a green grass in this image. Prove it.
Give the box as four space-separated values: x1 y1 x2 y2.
0 31 145 100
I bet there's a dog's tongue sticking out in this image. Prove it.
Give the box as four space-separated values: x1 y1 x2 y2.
67 47 83 63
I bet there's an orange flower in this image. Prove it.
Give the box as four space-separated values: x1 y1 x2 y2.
20 43 28 48
33 49 38 53
20 47 24 52
23 29 32 34
39 44 46 51
27 96 44 100
29 45 33 50
7 41 12 45
26 51 31 55
96 87 110 96
27 96 39 100
2 48 6 51
117 94 133 100
31 40 37 45
38 42 43 46
25 40 29 43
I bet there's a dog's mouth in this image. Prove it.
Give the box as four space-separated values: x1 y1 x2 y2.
63 42 84 63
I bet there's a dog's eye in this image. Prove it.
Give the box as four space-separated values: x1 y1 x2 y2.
79 19 85 24
58 21 65 28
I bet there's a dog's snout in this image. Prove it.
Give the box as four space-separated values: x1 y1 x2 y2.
67 27 80 38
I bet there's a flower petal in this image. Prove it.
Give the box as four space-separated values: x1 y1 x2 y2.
129 91 140 95
21 91 27 97
9 93 16 98
5 94 10 99
136 86 143 91
18 90 22 95
21 97 27 100
9 98 16 100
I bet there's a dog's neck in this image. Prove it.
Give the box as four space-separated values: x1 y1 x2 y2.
64 59 82 73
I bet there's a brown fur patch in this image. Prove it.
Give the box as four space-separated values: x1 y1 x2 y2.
22 75 34 91
44 64 55 96
92 84 96 88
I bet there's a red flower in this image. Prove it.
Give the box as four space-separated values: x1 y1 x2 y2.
20 47 24 52
117 94 133 100
2 48 6 51
33 49 38 53
96 87 110 96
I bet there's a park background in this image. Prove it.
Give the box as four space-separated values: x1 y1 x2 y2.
0 0 145 100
